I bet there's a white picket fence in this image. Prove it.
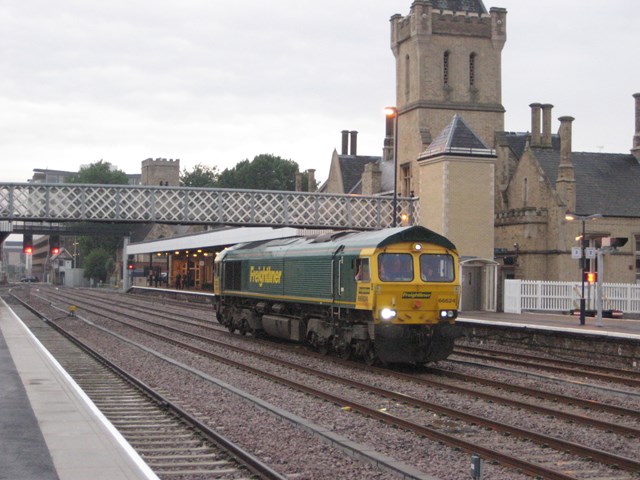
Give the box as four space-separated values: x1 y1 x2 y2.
504 279 640 314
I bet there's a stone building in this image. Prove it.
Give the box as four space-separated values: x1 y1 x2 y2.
494 99 640 286
322 0 640 310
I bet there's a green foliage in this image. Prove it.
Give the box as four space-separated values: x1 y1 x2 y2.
180 163 219 187
217 154 315 191
68 160 129 185
82 248 112 282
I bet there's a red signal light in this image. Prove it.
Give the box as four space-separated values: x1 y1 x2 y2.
23 233 34 254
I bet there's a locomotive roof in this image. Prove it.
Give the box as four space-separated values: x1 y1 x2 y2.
222 226 457 258
332 226 457 251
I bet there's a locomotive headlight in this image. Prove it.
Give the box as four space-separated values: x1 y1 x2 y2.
380 308 397 321
439 309 458 320
412 243 423 252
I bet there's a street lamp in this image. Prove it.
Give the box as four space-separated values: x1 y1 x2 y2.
565 212 602 325
384 106 399 227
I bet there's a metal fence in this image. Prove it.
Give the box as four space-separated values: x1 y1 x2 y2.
504 279 640 314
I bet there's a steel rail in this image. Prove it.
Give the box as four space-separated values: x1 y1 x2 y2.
36 293 639 479
10 292 287 480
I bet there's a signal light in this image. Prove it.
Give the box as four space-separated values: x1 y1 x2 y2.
127 255 135 270
50 235 60 256
23 234 33 254
584 271 597 285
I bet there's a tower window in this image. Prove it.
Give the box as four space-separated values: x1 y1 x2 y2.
469 53 476 87
443 51 450 86
400 163 411 197
405 55 411 101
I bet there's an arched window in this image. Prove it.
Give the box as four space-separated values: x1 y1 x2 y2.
469 53 476 87
443 51 450 86
405 54 411 100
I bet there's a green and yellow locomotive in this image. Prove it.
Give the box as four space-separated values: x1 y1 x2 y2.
213 226 461 365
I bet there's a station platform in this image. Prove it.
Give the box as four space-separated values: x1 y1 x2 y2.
458 310 640 341
0 298 158 480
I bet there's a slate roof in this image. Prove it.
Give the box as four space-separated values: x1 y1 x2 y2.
420 114 495 160
531 146 640 218
338 155 381 194
431 0 488 13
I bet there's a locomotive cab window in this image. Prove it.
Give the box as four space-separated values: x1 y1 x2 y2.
420 254 455 282
355 258 370 282
379 253 413 282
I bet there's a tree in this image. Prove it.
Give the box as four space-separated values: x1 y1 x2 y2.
68 160 129 185
67 161 129 269
82 248 112 283
217 154 314 191
180 163 219 187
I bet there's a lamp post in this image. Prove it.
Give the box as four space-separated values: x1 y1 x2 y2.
384 106 399 227
565 213 602 325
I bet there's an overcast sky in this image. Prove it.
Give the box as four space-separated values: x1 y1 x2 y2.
1 0 638 184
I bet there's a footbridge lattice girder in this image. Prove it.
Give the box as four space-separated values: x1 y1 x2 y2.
0 184 418 230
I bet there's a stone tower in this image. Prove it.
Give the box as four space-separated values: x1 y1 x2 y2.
389 1 507 194
141 158 180 186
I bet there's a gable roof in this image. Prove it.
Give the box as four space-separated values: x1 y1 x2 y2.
420 114 495 160
531 147 640 218
338 155 381 194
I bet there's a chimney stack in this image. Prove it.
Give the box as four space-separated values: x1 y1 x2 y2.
556 116 576 212
350 131 358 156
633 93 640 161
307 169 315 192
295 172 302 192
341 130 349 155
529 103 542 147
541 104 554 147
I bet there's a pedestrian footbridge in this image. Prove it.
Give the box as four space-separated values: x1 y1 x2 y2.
0 183 417 231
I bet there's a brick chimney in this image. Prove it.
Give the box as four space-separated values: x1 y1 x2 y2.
341 130 349 155
295 172 302 192
541 104 553 147
307 169 315 192
529 103 542 147
349 130 358 156
361 162 381 195
632 92 640 162
556 116 576 212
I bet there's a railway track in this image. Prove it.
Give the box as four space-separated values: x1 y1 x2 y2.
452 344 640 388
19 287 640 480
6 293 284 480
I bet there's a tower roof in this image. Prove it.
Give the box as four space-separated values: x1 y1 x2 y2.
419 114 496 160
431 0 488 14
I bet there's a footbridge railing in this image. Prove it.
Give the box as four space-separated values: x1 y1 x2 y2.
0 183 418 230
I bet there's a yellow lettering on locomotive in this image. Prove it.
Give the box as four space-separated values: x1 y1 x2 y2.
402 292 432 299
249 266 283 287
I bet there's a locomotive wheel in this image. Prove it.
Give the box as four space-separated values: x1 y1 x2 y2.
364 347 377 366
239 320 250 336
227 324 236 334
338 343 352 360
